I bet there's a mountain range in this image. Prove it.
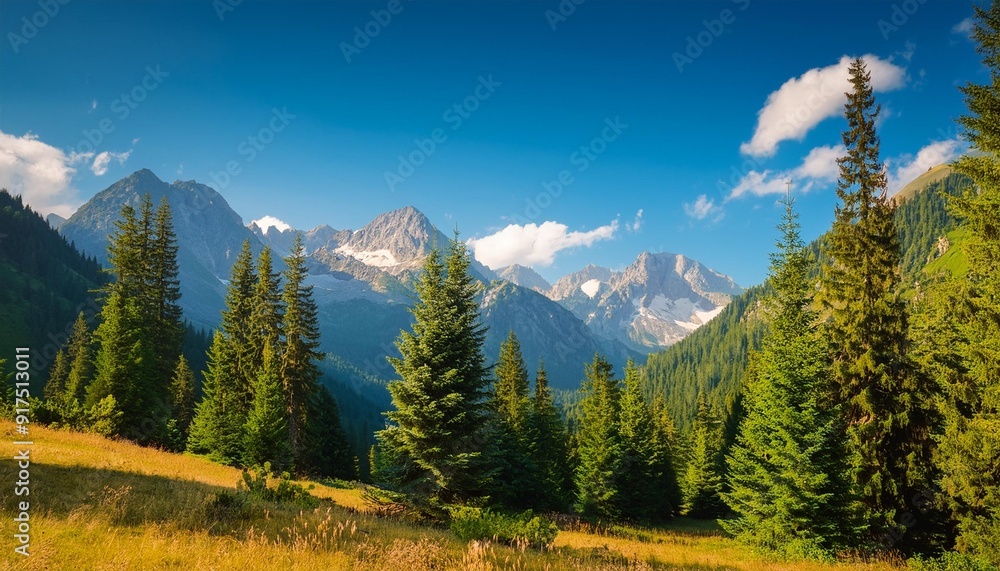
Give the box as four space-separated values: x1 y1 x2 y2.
58 169 741 388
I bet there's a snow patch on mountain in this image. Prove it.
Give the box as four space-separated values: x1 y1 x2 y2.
336 246 399 268
580 279 601 298
251 215 291 234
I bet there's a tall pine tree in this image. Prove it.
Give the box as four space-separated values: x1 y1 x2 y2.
575 354 622 518
490 331 536 508
723 195 859 557
820 58 936 550
377 236 493 506
528 362 574 512
913 4 1000 564
681 394 725 518
616 359 657 520
281 235 323 462
243 341 291 472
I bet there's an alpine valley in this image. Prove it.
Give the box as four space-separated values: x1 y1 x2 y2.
58 169 743 390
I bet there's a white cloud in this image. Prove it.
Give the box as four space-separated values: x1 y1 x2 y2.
90 99 97 112
953 17 974 35
683 195 722 221
468 219 619 269
886 139 965 195
728 140 965 200
0 130 81 217
251 215 292 234
628 209 644 232
729 144 844 199
90 150 132 176
741 55 908 157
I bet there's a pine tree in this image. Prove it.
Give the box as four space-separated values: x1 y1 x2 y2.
916 4 1000 564
648 396 682 519
168 355 196 439
300 385 356 480
617 359 656 520
722 195 859 557
87 196 185 445
87 284 151 440
44 350 70 402
528 362 574 512
222 240 259 417
575 353 622 518
681 394 725 518
64 313 93 403
187 330 244 463
490 331 536 508
251 246 283 355
494 331 531 430
820 57 936 548
281 235 323 461
377 237 493 506
243 341 291 472
148 198 184 406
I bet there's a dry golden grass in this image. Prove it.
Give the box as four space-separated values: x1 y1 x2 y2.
0 421 904 571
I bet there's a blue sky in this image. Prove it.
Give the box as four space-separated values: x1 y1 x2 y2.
0 0 985 286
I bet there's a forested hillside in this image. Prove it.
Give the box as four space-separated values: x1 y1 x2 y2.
641 171 973 435
0 191 105 387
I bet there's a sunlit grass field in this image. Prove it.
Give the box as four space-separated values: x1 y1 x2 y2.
0 421 904 570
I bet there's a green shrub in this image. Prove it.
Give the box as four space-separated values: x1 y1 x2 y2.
449 507 558 549
239 463 319 509
909 552 995 571
86 395 123 436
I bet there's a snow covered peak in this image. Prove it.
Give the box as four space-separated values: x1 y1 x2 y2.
250 215 292 235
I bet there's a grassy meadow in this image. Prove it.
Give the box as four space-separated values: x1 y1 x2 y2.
0 420 905 571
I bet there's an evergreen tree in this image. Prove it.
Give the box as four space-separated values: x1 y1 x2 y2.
300 385 356 480
281 235 323 461
490 331 536 508
168 355 196 442
648 396 682 519
616 359 656 520
148 198 184 411
528 362 574 512
187 330 244 463
86 286 151 441
681 394 725 518
44 349 70 402
87 195 185 445
377 237 493 506
722 195 859 557
64 313 93 403
915 5 1000 564
575 354 622 518
243 341 291 472
251 246 283 355
820 57 936 549
494 331 531 430
222 240 259 418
